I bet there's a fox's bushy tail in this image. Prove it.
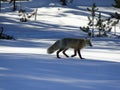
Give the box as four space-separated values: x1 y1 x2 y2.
47 40 60 54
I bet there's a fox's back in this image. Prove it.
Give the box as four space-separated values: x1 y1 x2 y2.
61 38 86 49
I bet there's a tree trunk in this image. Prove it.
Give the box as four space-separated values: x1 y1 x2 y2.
13 0 16 11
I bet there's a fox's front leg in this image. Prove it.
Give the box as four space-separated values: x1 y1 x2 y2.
71 49 77 57
77 50 84 59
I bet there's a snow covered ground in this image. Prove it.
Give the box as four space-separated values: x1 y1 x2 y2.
0 0 120 90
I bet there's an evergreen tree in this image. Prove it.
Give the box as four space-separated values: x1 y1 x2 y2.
60 0 74 5
110 12 120 36
113 0 120 8
96 13 112 37
80 26 91 37
87 3 98 37
60 0 67 5
80 4 117 37
111 19 119 35
96 12 104 36
9 0 17 11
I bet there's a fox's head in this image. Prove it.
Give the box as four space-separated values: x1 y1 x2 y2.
86 39 93 47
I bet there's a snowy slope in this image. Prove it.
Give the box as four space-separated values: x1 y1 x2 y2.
0 0 120 90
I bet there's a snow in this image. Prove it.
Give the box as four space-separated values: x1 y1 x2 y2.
0 0 120 90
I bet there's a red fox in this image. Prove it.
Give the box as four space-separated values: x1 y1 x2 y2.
47 38 92 59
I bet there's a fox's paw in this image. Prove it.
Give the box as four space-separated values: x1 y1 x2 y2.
66 55 69 58
57 56 61 59
71 55 76 57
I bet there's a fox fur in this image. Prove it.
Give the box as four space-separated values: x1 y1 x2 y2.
47 38 92 59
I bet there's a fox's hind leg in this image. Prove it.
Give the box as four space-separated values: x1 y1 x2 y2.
71 49 77 57
63 48 69 57
57 48 64 58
